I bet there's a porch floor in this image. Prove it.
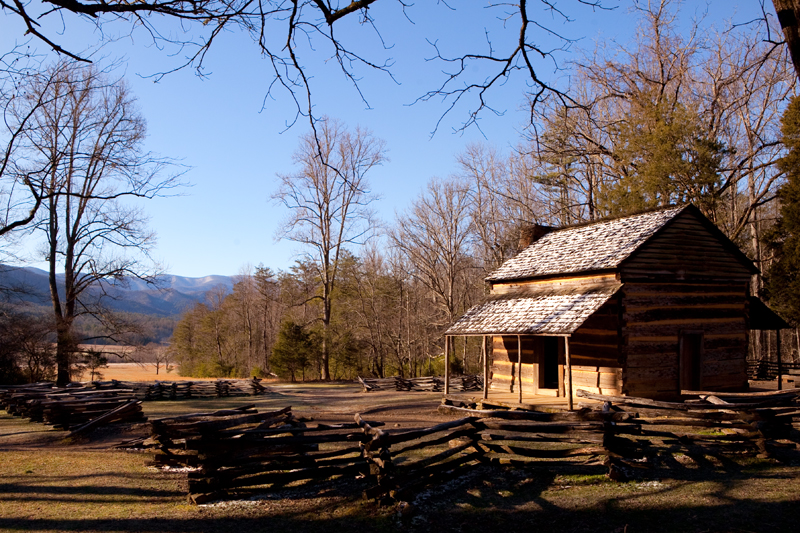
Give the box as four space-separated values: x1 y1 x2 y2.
444 390 599 411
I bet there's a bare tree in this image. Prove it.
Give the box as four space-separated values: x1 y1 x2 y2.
253 265 282 374
21 61 179 386
133 342 172 375
458 143 549 272
0 1 615 132
1 49 56 241
273 118 386 380
391 177 476 326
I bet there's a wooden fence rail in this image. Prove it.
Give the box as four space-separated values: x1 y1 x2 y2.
92 378 270 400
747 360 800 380
145 405 385 503
0 385 145 430
358 375 483 393
132 388 800 504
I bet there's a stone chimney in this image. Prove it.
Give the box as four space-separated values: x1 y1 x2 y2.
518 224 553 251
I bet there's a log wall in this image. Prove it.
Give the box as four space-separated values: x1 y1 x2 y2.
620 210 754 283
620 282 749 398
490 336 537 392
568 295 623 396
617 210 753 398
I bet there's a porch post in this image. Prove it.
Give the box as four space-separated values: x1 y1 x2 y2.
565 336 573 411
444 335 450 395
777 329 783 391
482 335 489 400
517 334 523 404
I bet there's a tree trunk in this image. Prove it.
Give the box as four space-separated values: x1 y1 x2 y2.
321 286 332 381
774 0 800 81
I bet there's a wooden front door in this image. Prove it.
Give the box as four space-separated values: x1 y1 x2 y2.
679 332 704 392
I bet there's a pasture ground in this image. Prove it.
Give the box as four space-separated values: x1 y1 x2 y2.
90 363 213 382
2 381 800 533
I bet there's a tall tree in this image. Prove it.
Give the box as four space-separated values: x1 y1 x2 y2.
766 96 800 323
253 265 282 374
23 61 177 385
774 0 800 80
457 143 548 271
528 0 794 234
273 118 386 380
391 178 476 327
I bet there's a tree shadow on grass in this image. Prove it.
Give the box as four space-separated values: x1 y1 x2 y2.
3 447 800 533
0 470 185 503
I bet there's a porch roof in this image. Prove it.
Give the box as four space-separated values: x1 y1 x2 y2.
749 297 791 330
446 283 622 336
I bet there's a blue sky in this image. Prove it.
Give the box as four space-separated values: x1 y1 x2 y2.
0 1 771 277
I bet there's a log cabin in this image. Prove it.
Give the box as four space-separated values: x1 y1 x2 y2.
445 204 785 404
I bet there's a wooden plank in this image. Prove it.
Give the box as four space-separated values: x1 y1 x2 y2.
577 315 619 331
626 321 746 338
66 400 142 438
483 335 489 400
567 343 620 360
569 354 619 367
518 335 523 403
599 373 622 389
627 317 745 328
445 336 450 395
491 273 618 292
624 308 745 324
626 366 678 381
623 283 748 295
571 371 600 388
565 337 573 410
703 347 747 363
621 270 752 282
627 352 677 368
568 333 619 347
571 365 622 373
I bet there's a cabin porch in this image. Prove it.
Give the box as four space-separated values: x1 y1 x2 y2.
442 390 577 411
443 333 580 410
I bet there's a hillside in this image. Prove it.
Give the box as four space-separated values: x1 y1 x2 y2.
0 265 234 317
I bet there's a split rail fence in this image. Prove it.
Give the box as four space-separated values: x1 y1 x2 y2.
93 378 270 400
0 382 145 434
1 378 272 437
358 375 483 393
137 387 800 504
142 405 382 503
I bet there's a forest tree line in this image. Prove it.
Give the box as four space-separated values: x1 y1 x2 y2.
4 2 800 384
170 4 800 381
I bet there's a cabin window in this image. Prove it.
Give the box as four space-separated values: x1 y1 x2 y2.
679 332 704 391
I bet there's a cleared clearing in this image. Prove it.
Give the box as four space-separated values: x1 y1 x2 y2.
2 382 800 532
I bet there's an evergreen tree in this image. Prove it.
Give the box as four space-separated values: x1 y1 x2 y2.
766 96 800 324
597 98 727 217
271 321 318 382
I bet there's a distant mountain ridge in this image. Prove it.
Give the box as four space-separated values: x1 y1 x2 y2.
0 265 235 317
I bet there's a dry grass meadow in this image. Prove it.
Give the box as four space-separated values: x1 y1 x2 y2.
95 363 216 382
3 381 800 533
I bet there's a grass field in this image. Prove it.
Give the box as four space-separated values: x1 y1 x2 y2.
95 363 215 382
3 384 800 532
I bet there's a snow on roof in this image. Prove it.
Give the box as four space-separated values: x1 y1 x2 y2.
445 283 622 336
486 206 686 282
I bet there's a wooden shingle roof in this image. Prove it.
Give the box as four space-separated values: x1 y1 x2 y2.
446 283 622 336
486 206 686 282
